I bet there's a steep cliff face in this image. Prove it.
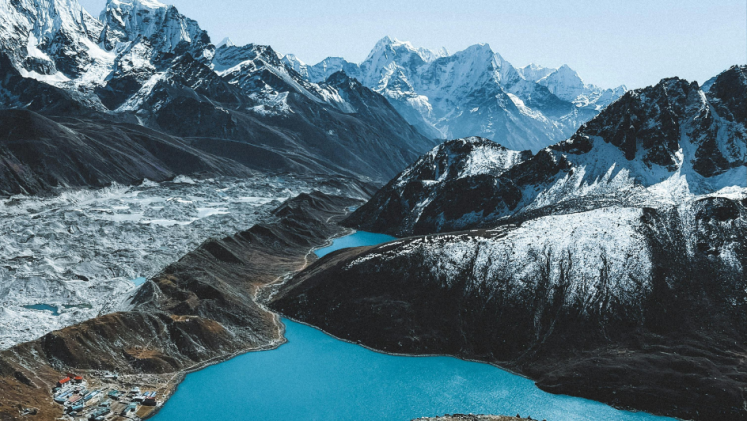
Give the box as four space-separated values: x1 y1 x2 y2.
0 192 361 421
347 68 747 236
98 0 212 60
0 0 105 80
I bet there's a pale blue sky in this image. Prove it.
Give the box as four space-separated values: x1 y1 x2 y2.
79 0 746 89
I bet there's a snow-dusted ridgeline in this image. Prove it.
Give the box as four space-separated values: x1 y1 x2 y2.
347 66 747 236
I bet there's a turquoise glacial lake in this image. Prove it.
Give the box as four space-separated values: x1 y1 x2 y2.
131 277 148 286
151 232 675 421
314 231 397 258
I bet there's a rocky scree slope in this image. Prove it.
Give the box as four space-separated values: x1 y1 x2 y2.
347 66 747 236
0 191 361 421
287 37 627 151
272 67 747 421
0 0 436 184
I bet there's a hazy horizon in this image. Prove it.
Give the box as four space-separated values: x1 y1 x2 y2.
78 0 746 90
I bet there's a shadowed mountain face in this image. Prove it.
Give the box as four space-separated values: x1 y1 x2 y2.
271 68 747 421
0 0 438 187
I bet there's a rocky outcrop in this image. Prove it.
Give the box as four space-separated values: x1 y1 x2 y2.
0 191 361 421
344 137 532 236
0 0 104 79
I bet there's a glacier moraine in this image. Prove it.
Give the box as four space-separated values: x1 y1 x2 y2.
0 175 346 349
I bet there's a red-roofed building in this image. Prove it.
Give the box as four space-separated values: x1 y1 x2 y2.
57 377 71 387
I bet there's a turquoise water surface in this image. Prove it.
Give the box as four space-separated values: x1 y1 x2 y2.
152 320 673 421
23 304 60 315
150 232 675 421
132 277 148 286
315 231 397 258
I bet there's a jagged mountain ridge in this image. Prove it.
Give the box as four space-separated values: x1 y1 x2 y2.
347 66 747 236
519 63 628 110
285 37 627 151
0 0 437 184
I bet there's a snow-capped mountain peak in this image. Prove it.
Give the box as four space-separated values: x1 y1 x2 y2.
518 63 556 82
538 64 586 102
418 46 449 62
216 37 234 49
99 0 212 61
286 38 628 151
0 0 105 79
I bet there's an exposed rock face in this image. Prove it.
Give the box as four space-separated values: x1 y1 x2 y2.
348 68 747 236
98 0 212 61
0 191 360 421
345 137 532 236
0 0 104 79
0 52 92 114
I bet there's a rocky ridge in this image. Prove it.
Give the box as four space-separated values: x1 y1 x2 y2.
0 0 437 185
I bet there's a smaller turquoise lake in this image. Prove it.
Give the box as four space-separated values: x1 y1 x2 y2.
150 232 676 421
132 277 147 286
23 304 60 316
315 231 397 258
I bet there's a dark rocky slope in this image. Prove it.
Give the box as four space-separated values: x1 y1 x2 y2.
0 191 361 421
128 47 437 182
0 0 439 189
0 109 254 196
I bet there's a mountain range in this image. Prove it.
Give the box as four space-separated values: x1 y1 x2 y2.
0 0 437 191
347 66 747 235
283 37 627 151
0 0 629 196
2 1 746 420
